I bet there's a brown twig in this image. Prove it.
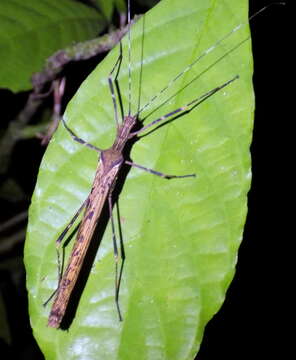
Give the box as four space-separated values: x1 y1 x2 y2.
40 78 66 145
0 211 28 233
32 22 132 93
0 18 136 174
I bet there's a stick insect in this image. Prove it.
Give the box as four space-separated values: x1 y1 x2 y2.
46 0 278 328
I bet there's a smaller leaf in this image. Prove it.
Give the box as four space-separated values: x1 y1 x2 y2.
0 0 105 92
93 0 115 21
115 0 127 14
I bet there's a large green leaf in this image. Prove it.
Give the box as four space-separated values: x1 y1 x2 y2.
25 0 253 358
0 0 104 92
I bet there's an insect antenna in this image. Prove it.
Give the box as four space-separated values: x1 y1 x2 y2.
136 2 285 119
127 0 132 116
130 75 238 137
108 45 123 126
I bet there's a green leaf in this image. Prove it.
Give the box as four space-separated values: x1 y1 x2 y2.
115 0 127 14
0 0 104 92
93 0 115 21
93 0 126 22
25 0 253 358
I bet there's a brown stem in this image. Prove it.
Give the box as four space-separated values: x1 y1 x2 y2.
31 20 135 92
0 16 140 175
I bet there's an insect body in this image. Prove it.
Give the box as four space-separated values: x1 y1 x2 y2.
47 118 133 327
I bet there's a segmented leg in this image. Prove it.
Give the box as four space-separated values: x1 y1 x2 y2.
55 198 89 299
125 160 196 179
56 197 89 246
130 76 238 137
108 194 123 321
43 196 89 308
61 118 102 153
108 43 123 126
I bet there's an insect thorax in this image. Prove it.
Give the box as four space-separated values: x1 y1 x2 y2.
113 115 137 152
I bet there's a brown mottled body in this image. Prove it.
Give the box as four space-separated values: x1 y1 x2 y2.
48 116 136 328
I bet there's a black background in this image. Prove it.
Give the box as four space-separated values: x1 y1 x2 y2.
199 1 288 358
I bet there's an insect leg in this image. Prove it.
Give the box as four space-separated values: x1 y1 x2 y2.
56 197 89 246
44 197 89 307
130 76 238 138
108 194 123 321
56 196 89 284
125 160 196 179
108 42 123 126
61 118 102 152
